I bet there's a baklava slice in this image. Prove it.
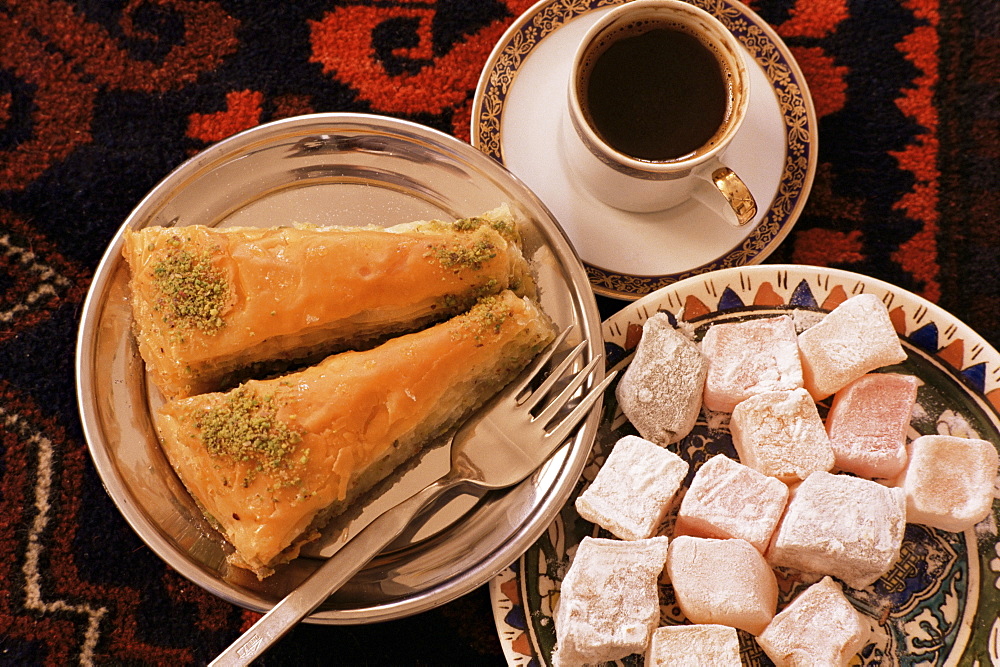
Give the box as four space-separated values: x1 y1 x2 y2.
123 205 534 399
154 290 556 578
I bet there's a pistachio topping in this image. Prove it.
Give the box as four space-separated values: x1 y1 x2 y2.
150 236 230 335
453 294 512 342
438 278 501 313
476 277 500 297
196 386 304 487
452 214 518 244
426 238 497 271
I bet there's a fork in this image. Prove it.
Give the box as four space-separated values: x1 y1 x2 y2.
210 327 616 666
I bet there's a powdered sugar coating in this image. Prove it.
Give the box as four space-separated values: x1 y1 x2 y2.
575 435 688 540
666 536 778 636
767 471 907 589
616 313 708 445
552 536 670 666
528 266 1000 666
729 388 835 482
676 454 790 553
797 294 907 400
701 315 804 412
646 624 742 666
892 434 999 532
757 576 872 667
827 373 918 479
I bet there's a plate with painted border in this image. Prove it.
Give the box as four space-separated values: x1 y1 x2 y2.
472 0 818 300
490 264 1000 665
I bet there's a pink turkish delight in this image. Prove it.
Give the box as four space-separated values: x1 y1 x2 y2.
826 373 918 479
646 624 741 666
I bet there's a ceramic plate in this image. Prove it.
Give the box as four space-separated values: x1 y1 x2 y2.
472 0 818 300
75 113 606 624
491 264 1000 665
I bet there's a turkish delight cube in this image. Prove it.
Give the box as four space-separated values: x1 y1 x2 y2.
553 536 670 666
827 373 918 479
666 536 778 636
676 454 789 553
756 576 872 667
729 388 835 482
701 315 803 413
646 624 742 666
767 471 906 589
576 435 688 540
797 293 906 400
892 434 999 532
616 313 708 445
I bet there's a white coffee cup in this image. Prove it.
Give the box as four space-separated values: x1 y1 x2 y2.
561 0 756 225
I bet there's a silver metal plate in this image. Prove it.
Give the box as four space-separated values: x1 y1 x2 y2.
75 113 603 624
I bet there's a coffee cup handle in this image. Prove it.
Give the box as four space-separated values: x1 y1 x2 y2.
693 165 757 227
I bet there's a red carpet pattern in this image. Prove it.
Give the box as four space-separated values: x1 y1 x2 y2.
0 0 997 664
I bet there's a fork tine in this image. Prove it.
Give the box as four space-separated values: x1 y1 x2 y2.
544 369 618 445
534 352 603 426
520 339 588 411
510 326 574 400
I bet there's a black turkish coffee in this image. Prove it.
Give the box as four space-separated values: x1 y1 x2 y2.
580 22 732 162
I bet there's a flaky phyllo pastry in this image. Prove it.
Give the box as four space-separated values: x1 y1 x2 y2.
155 290 556 578
122 205 534 399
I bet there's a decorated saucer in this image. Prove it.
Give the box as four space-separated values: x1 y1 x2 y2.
472 0 818 300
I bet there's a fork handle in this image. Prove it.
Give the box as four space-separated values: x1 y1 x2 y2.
210 475 464 667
